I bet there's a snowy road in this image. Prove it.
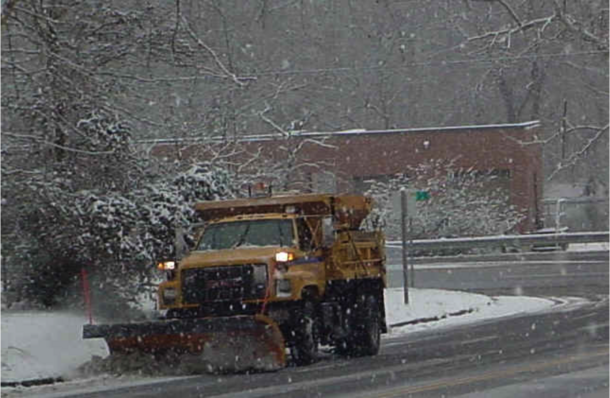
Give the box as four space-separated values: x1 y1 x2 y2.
5 293 605 398
1 289 555 388
2 250 608 397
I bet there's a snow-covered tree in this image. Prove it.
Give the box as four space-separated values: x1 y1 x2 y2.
7 161 235 315
447 0 608 183
365 159 526 243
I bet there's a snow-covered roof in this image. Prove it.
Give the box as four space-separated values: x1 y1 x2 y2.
140 120 541 145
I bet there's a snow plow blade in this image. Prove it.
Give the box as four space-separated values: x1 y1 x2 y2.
82 314 286 372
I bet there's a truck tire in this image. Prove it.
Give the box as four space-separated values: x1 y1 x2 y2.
291 300 319 365
352 295 381 356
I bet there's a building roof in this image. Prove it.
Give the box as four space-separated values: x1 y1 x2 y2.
141 120 541 145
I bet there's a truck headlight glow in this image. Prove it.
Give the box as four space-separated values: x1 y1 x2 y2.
157 260 176 270
275 252 294 262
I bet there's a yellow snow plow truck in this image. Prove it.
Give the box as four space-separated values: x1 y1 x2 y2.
83 193 387 372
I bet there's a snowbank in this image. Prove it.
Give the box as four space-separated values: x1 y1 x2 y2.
385 288 555 336
1 288 558 385
1 312 108 383
568 242 609 252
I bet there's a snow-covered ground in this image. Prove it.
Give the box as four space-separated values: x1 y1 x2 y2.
1 287 565 391
383 288 558 335
567 242 609 252
1 312 109 384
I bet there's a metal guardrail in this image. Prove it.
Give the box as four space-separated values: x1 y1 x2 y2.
386 231 609 251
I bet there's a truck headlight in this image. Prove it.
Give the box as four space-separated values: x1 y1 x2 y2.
157 260 176 270
275 252 294 263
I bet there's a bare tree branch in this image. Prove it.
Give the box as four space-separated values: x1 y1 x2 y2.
552 0 609 52
3 133 116 155
548 124 609 180
181 16 254 87
468 14 556 44
1 0 19 25
472 0 523 27
258 104 289 136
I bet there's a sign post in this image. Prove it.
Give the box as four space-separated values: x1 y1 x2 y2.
393 188 430 304
400 188 409 304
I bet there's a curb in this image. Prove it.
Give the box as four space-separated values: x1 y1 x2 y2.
1 377 64 388
389 308 475 328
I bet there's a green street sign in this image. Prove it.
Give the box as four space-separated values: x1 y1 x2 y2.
415 191 430 201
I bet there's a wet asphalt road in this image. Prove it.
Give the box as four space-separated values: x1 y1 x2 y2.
386 249 609 299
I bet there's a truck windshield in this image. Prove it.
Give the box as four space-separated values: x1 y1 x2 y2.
197 219 295 251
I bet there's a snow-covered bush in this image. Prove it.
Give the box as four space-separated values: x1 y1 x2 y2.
365 159 526 245
3 107 235 316
9 162 235 315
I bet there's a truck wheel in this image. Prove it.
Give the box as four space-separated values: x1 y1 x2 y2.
353 295 381 356
291 300 319 365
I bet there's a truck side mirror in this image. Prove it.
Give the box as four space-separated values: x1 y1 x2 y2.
322 217 335 247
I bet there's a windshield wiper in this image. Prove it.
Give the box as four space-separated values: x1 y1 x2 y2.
232 223 251 248
277 221 284 247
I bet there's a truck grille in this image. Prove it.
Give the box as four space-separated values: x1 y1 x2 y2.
181 264 268 304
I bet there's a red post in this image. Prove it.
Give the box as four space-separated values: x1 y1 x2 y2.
81 268 93 324
260 262 275 315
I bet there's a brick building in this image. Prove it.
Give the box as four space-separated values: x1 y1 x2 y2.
150 121 543 232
